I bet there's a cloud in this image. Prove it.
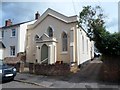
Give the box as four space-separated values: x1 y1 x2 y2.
106 18 118 28
1 2 77 26
1 2 44 26
105 18 118 33
1 1 119 33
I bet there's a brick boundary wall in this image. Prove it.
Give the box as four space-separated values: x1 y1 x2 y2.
29 63 70 76
101 56 120 82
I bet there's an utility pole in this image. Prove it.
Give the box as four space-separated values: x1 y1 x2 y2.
118 1 120 32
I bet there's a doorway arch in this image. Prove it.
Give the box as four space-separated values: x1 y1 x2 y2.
41 44 48 64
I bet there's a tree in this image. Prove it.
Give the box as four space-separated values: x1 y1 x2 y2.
79 6 106 40
79 5 120 56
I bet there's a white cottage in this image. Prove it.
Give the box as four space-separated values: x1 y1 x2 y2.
0 42 5 60
26 8 94 66
0 19 36 62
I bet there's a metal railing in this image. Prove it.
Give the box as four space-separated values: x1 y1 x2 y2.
40 58 48 64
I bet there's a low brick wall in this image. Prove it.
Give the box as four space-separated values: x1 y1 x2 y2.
29 63 70 76
29 63 35 74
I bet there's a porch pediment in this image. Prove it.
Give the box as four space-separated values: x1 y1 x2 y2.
36 33 57 43
40 33 49 41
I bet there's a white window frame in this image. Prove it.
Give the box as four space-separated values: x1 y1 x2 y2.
62 32 68 52
82 36 84 53
11 29 16 37
2 30 4 38
47 27 53 37
87 39 88 54
10 46 15 56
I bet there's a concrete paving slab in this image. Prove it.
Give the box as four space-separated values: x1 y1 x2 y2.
52 81 75 88
40 81 53 87
73 83 86 88
85 83 98 88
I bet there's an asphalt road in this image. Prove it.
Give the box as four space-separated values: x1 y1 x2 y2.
2 80 44 88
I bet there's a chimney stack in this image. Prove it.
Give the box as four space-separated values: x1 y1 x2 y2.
35 11 40 20
5 19 12 26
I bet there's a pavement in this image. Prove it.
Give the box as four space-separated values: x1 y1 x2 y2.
14 58 120 88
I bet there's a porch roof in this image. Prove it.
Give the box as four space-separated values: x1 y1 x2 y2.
0 41 6 49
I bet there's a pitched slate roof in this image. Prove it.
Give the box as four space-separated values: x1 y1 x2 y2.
0 20 35 29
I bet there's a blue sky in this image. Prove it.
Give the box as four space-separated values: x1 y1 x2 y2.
1 0 119 33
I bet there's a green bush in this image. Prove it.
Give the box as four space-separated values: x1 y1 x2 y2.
95 32 120 56
79 5 120 57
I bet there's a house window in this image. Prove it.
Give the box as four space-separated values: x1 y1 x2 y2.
47 27 53 37
82 36 84 53
11 29 16 37
62 32 68 51
87 39 88 53
10 46 15 56
2 30 4 37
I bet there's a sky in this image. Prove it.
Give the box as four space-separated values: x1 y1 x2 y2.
0 0 119 33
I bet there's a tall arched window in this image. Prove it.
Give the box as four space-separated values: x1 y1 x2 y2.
47 27 53 37
62 32 68 51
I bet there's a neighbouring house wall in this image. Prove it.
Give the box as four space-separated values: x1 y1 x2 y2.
1 21 36 59
0 49 4 59
19 21 36 53
26 15 77 64
0 29 4 59
2 26 19 57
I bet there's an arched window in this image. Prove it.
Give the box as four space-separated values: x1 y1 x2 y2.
47 27 53 37
35 35 39 40
62 32 68 51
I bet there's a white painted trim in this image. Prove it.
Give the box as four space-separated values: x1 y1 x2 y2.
70 42 74 46
61 51 68 54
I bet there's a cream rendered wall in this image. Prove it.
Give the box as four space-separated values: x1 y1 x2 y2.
26 15 77 63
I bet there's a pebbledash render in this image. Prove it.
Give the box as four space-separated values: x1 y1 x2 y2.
0 8 94 66
26 8 94 66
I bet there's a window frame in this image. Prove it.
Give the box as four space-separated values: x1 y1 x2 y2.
10 46 15 56
82 36 84 53
47 27 53 37
87 39 88 54
11 29 16 37
62 32 68 52
2 30 4 38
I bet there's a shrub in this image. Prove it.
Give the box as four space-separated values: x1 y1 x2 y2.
95 32 120 56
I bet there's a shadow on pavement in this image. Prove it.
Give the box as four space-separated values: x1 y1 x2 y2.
47 58 120 86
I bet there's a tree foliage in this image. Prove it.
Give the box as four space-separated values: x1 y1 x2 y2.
79 5 120 56
79 6 105 40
